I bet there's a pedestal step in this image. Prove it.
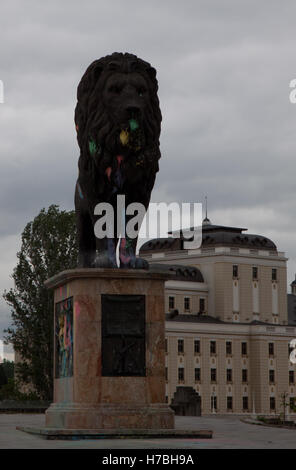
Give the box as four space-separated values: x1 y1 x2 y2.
16 425 213 440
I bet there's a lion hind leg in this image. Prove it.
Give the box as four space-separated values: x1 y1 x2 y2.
94 237 118 268
119 235 148 269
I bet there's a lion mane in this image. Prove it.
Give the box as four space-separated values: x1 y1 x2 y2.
74 52 162 268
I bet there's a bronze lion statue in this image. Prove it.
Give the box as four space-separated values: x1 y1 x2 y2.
74 52 161 268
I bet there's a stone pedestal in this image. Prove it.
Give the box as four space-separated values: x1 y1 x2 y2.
44 268 174 430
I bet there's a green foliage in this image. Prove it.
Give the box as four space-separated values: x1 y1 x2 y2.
0 378 15 400
257 416 266 423
289 397 296 412
0 378 39 401
0 365 7 387
3 205 78 400
1 359 14 380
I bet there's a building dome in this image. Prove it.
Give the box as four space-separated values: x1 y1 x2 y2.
202 217 212 226
140 222 277 254
148 263 204 282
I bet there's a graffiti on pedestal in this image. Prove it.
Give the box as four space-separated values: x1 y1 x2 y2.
55 297 73 378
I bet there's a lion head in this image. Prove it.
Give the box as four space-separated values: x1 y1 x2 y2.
74 52 162 199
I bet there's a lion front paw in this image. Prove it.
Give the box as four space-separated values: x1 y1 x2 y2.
93 252 118 268
119 256 149 270
134 257 149 269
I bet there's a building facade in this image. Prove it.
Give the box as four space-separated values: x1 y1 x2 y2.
140 219 296 416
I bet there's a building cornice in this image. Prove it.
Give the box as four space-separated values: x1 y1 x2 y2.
165 280 208 292
165 319 296 339
146 249 288 265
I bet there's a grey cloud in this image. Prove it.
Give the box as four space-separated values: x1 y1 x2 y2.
1 0 296 339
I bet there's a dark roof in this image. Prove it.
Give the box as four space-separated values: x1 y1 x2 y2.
199 224 247 234
288 293 296 325
142 237 182 252
165 313 282 326
140 223 277 254
149 263 204 282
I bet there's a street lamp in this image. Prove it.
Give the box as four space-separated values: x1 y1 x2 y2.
251 391 256 420
280 391 289 424
211 392 216 414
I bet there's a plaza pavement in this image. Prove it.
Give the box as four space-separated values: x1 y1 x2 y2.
0 413 296 449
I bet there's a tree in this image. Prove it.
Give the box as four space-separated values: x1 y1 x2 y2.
3 205 78 400
0 365 7 387
1 359 14 380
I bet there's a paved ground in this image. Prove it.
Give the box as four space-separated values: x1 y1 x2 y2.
0 413 296 449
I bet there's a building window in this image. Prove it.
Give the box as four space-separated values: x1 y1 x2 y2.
194 367 201 382
199 298 205 313
165 367 168 381
242 369 248 383
243 396 248 411
165 338 168 353
165 396 168 403
269 370 275 384
211 368 217 383
168 296 175 310
178 367 184 382
184 297 191 311
270 397 276 410
178 339 184 354
268 343 274 356
226 341 232 355
233 265 238 278
272 268 277 281
289 370 295 384
227 396 233 410
210 341 216 355
252 266 258 280
226 369 232 383
290 397 295 411
194 339 200 354
241 342 247 356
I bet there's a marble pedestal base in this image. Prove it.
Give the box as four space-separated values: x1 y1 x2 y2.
46 403 173 430
44 268 174 430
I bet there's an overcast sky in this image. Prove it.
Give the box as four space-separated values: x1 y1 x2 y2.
1 0 296 355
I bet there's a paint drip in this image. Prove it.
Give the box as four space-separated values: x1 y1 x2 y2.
120 129 129 146
129 119 139 132
89 140 97 155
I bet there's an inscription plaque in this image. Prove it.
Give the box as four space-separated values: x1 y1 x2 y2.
101 294 145 376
